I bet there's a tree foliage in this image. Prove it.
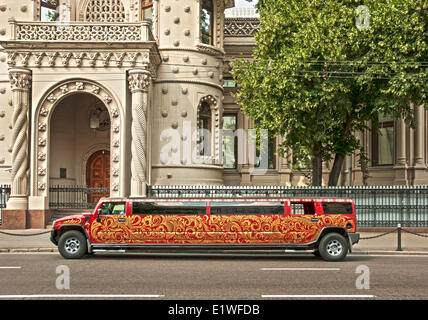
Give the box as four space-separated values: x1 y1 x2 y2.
231 0 427 185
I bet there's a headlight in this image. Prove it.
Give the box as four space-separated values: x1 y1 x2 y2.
52 219 56 228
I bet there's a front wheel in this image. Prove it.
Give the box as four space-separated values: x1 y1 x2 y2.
58 230 87 259
318 233 348 262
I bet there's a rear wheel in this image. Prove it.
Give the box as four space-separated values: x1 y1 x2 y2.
58 230 87 259
318 233 348 262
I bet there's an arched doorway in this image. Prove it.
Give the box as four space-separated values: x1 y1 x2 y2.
49 92 111 206
86 150 110 203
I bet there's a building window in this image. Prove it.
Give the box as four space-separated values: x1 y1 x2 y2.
201 0 214 45
142 0 153 21
223 114 238 169
198 101 212 157
223 77 236 88
372 113 394 166
86 0 126 22
255 136 276 170
250 124 276 170
41 0 59 21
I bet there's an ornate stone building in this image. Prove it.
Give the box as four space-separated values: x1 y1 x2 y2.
0 1 426 228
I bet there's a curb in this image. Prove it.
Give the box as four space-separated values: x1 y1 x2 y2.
0 248 58 253
352 250 428 256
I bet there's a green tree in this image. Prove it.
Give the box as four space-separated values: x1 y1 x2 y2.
231 0 427 185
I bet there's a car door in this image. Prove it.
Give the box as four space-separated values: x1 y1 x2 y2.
287 200 321 243
88 201 131 244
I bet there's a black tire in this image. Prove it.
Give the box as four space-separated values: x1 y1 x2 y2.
318 232 348 262
58 230 87 259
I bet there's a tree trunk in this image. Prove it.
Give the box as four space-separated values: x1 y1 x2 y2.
312 144 323 186
328 153 346 186
328 113 353 186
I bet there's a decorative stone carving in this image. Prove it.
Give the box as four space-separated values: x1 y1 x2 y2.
111 108 119 118
38 138 46 146
60 85 69 94
224 18 261 37
38 122 47 132
39 108 48 117
128 69 151 196
38 152 46 161
85 0 126 23
91 85 100 94
8 68 32 206
75 82 84 90
103 94 112 104
9 69 31 90
47 94 57 103
128 71 150 92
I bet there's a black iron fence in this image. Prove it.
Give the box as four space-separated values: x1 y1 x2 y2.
0 184 10 209
148 185 428 228
49 185 109 209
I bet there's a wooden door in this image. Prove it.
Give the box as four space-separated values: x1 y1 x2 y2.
86 150 110 204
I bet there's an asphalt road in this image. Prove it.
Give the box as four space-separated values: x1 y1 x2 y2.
0 252 427 300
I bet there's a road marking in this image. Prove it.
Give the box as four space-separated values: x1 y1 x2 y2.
262 294 375 298
0 294 164 299
0 267 22 269
261 268 340 271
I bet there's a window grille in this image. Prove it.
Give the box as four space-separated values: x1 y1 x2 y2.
86 0 126 22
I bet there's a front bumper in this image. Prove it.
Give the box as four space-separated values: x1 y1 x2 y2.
50 229 58 245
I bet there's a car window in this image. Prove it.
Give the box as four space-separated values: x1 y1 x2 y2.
291 202 316 215
99 202 126 215
132 202 207 215
322 202 353 214
210 201 284 215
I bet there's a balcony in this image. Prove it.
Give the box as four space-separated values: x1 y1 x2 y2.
2 20 161 68
9 19 155 42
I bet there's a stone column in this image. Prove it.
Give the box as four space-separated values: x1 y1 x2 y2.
413 103 426 184
240 116 251 185
413 104 425 166
128 69 151 197
394 118 408 185
6 68 32 210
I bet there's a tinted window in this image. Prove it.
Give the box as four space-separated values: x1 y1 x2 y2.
291 202 316 215
322 202 353 215
210 202 284 215
133 202 207 215
99 202 126 215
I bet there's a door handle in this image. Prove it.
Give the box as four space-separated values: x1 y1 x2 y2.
118 218 126 222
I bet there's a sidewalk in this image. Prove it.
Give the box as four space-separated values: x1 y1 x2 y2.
0 230 427 254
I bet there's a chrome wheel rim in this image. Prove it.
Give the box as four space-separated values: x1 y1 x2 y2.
64 238 80 254
326 239 343 256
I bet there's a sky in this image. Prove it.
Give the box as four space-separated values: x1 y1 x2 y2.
234 0 258 8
